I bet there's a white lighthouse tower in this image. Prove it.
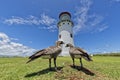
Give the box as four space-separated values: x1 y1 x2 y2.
57 12 74 56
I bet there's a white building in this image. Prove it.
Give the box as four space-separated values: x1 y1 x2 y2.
57 12 74 56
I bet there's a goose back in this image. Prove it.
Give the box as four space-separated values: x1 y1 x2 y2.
41 46 62 59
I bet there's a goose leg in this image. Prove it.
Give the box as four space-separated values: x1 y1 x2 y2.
80 58 83 68
72 58 75 67
54 58 57 70
49 59 52 70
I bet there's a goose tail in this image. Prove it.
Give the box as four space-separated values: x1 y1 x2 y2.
82 53 93 61
26 50 44 63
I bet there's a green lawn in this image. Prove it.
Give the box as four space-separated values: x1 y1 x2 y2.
0 56 120 80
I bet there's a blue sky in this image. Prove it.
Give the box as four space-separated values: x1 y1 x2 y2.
0 0 120 56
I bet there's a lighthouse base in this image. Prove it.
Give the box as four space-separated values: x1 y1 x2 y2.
60 51 70 56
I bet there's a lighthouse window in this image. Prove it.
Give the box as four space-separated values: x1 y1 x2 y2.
68 23 69 25
70 34 73 38
59 35 61 38
63 23 65 25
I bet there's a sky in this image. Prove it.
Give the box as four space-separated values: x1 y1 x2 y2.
0 0 120 56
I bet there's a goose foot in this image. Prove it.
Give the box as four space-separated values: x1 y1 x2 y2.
49 68 52 71
73 65 76 68
54 67 58 71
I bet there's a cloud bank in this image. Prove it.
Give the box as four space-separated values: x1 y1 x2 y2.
0 32 36 56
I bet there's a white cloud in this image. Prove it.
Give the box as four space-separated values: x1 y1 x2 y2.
112 0 120 2
0 32 10 43
73 0 92 34
38 14 57 32
109 0 120 4
0 32 36 56
88 15 104 27
73 0 108 34
3 13 57 32
97 24 108 32
10 37 19 41
40 14 56 26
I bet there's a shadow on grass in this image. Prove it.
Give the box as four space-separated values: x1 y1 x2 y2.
25 67 63 78
70 65 95 76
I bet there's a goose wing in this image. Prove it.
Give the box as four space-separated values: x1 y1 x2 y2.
76 47 87 54
26 46 61 63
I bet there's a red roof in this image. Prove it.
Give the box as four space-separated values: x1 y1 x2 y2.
59 12 71 18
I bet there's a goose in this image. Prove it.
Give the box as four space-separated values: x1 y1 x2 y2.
26 41 64 70
66 43 92 68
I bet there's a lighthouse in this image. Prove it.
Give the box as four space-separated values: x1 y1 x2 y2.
57 12 74 56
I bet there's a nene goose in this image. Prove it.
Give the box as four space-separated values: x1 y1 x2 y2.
26 41 64 70
66 43 92 68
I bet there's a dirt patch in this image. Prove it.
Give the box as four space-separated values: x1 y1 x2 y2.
54 64 111 80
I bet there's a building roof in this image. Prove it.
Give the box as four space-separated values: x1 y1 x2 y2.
59 12 71 18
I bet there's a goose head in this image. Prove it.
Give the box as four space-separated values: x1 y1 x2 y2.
56 41 64 46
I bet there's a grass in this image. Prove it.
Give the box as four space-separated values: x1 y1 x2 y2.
0 56 120 80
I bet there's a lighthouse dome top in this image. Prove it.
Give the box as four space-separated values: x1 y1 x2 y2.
59 12 71 21
59 12 71 18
